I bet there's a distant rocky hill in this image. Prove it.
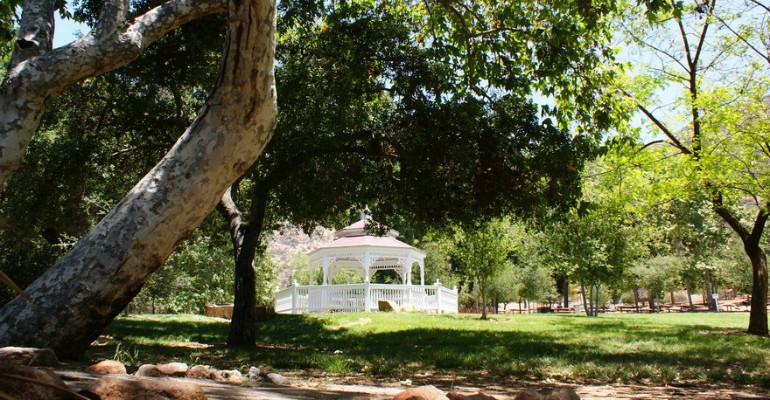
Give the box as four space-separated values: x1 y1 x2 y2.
266 223 334 287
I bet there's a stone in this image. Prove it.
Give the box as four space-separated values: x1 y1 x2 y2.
82 376 206 400
378 299 400 313
514 389 544 400
86 359 127 375
247 366 262 381
185 365 217 380
393 385 449 400
156 362 189 377
204 303 234 319
213 369 244 385
0 347 59 367
265 372 289 385
0 365 71 400
545 388 580 400
135 364 164 377
447 393 498 400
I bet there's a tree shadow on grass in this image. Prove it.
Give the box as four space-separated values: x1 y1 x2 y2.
101 314 770 387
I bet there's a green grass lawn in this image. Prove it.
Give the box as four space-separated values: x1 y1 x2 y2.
98 312 770 387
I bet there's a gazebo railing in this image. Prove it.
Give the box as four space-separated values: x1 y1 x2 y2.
274 283 458 314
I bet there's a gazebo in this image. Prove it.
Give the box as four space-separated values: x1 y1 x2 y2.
275 210 458 314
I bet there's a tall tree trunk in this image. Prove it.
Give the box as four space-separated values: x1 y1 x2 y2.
218 187 269 346
686 281 694 310
581 281 590 317
0 0 277 358
746 244 769 335
714 199 769 335
480 278 488 320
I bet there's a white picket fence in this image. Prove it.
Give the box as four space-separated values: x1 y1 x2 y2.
274 283 458 314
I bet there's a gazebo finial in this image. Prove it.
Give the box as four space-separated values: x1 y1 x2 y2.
360 205 372 221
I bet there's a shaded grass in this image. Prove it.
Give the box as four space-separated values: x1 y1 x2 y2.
99 312 770 387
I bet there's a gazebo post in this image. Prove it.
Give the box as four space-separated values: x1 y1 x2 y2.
322 257 329 285
405 256 413 285
309 264 315 286
420 261 425 286
363 253 371 282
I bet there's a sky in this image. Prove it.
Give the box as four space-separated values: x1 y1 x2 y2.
53 12 88 48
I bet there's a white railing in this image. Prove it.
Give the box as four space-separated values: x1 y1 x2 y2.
275 282 458 314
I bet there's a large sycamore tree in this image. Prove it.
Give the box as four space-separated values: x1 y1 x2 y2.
619 0 770 334
0 0 277 357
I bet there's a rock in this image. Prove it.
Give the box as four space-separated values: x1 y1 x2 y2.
378 299 400 313
156 362 189 377
247 366 262 381
0 365 71 400
82 376 205 400
514 389 544 400
0 347 59 367
86 360 127 375
213 369 244 385
545 388 580 400
204 303 234 319
265 372 289 385
393 385 449 400
134 364 164 377
447 393 498 400
185 365 217 380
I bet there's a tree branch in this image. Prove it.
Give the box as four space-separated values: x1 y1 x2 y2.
92 0 130 38
8 0 55 70
619 88 691 155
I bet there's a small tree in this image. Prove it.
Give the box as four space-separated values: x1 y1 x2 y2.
455 218 519 320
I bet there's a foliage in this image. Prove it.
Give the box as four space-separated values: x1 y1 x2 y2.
102 312 770 387
615 0 770 333
630 256 684 304
454 217 520 319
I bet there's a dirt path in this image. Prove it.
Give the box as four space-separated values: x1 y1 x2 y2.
59 370 770 400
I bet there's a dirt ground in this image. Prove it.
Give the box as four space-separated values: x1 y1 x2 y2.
59 370 770 400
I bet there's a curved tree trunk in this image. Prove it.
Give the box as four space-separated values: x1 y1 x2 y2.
0 0 277 358
218 187 269 347
746 244 769 335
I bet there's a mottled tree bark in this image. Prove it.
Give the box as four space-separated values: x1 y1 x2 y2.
0 0 277 358
0 0 227 192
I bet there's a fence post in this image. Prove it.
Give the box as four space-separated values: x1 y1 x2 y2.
291 279 299 314
364 281 371 312
435 280 442 313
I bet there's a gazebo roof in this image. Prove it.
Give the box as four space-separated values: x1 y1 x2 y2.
308 211 425 258
305 208 426 285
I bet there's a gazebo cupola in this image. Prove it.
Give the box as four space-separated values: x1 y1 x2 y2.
307 208 426 286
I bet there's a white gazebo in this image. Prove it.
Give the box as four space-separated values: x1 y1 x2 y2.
275 210 458 314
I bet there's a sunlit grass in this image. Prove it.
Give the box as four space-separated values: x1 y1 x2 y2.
98 312 770 387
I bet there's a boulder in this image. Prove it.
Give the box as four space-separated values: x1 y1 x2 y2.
156 362 189 377
82 376 205 400
185 365 217 380
393 385 449 400
213 369 244 385
545 388 580 400
265 372 289 385
246 366 262 381
135 364 164 377
378 300 400 313
447 393 497 400
0 347 59 367
0 365 71 400
514 389 544 400
86 360 127 375
204 304 233 319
